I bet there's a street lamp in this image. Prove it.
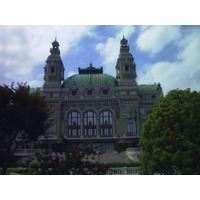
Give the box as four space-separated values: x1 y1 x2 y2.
129 110 140 146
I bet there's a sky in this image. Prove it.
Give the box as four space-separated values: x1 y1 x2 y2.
0 25 199 95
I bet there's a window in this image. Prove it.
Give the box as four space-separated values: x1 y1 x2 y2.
102 144 112 152
68 111 80 137
47 122 56 136
126 122 134 136
127 123 133 133
71 90 78 97
100 110 113 137
87 89 93 96
83 111 97 137
125 65 129 72
126 120 136 136
102 89 109 96
140 107 145 115
50 67 55 74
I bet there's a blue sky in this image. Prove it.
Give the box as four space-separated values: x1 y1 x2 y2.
0 25 199 95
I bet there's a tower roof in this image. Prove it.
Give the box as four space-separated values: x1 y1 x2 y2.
52 38 59 45
119 36 130 54
50 38 60 54
120 36 128 47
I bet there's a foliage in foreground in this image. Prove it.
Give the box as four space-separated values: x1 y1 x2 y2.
139 89 200 175
0 83 50 175
114 143 130 153
33 145 110 175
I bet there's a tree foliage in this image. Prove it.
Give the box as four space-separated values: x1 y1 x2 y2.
114 143 129 153
139 89 200 175
0 83 50 174
33 144 110 175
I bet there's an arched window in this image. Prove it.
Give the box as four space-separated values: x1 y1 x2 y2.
83 111 97 137
46 120 56 137
100 110 113 137
68 111 80 137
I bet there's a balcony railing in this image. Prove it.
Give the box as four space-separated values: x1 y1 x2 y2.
14 149 41 157
107 167 139 175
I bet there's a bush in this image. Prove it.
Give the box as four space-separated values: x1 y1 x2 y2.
114 143 130 153
33 145 110 175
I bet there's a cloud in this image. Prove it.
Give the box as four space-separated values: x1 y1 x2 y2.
95 25 136 76
137 26 200 94
0 25 96 87
67 71 76 78
27 72 44 88
136 26 182 55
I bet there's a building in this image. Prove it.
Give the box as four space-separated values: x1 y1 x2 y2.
41 36 163 153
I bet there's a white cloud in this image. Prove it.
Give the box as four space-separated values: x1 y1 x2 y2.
28 79 43 88
0 25 96 87
136 26 182 55
27 73 44 88
67 71 76 78
95 25 136 76
137 26 200 95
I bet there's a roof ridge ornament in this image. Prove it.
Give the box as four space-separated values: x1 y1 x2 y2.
78 64 103 74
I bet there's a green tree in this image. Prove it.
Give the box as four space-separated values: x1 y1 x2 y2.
34 144 110 175
0 83 50 174
139 89 200 175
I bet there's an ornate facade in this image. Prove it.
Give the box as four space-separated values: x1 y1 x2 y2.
42 37 163 152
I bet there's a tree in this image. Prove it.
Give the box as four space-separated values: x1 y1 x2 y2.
139 89 200 175
33 143 110 175
0 83 50 174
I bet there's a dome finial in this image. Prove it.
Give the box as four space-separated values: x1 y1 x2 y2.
51 38 60 52
121 36 128 47
55 31 57 41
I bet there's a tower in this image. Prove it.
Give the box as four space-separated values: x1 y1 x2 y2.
43 39 65 88
116 36 137 86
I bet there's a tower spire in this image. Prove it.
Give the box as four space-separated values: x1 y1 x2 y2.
43 39 65 89
115 36 137 85
55 31 57 41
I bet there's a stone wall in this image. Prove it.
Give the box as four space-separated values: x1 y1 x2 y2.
93 151 131 163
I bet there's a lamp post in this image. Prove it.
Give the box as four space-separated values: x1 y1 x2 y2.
129 109 140 146
125 105 142 161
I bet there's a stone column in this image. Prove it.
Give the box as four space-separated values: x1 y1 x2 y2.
80 117 84 138
56 101 62 137
112 117 116 137
96 116 100 138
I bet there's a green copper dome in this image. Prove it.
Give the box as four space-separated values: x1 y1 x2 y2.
62 73 118 88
